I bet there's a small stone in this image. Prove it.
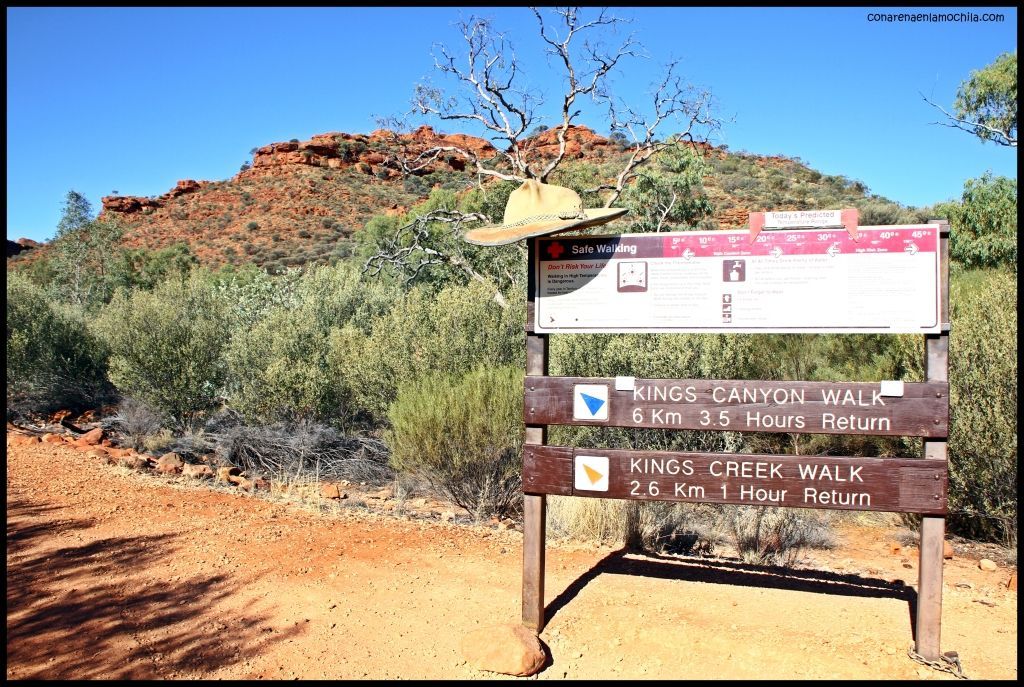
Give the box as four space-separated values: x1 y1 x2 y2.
118 455 149 471
461 623 546 677
1006 571 1016 591
440 511 455 522
42 433 63 444
236 478 254 491
80 427 104 445
943 541 954 559
253 477 270 491
217 466 241 483
85 448 110 460
182 464 214 479
156 452 184 475
885 646 896 655
979 558 998 572
320 483 343 499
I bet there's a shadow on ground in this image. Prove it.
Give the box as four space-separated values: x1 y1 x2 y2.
546 548 919 636
6 497 300 679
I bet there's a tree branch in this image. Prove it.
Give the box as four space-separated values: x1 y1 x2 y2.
595 59 720 206
921 92 1016 147
361 210 508 307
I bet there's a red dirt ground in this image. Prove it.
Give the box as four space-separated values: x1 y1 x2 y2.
5 433 1017 680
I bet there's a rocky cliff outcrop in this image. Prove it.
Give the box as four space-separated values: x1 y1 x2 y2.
101 179 210 215
243 125 497 180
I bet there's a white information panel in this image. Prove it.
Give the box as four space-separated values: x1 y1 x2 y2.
533 225 941 334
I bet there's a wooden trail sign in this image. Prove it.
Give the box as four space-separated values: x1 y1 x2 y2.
523 446 948 515
520 221 951 663
525 376 948 437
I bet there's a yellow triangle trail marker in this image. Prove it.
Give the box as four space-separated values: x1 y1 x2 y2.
574 455 609 492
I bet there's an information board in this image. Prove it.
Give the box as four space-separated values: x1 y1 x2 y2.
533 225 941 334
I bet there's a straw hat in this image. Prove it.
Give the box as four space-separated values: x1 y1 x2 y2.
463 179 627 246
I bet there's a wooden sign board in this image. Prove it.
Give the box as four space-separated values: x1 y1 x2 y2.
520 222 952 660
532 225 941 334
525 376 949 437
523 445 948 515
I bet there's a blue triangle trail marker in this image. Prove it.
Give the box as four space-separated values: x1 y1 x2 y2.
573 384 609 421
580 393 605 417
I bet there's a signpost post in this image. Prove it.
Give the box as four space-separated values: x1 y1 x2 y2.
520 219 951 663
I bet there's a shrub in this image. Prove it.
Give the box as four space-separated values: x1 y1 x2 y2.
224 262 398 428
387 365 523 519
211 420 392 485
942 173 1017 271
225 306 335 422
110 396 165 450
725 506 835 567
6 273 112 413
946 269 1017 544
247 221 259 231
332 280 525 424
93 275 231 428
548 497 721 554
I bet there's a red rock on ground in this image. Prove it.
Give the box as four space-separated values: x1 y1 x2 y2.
156 452 184 475
80 428 104 446
461 623 546 677
217 466 241 483
320 483 345 499
182 464 215 479
117 455 149 470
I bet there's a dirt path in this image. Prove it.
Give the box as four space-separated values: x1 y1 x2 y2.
5 433 1017 680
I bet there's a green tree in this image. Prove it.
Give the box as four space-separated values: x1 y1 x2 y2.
357 188 524 299
937 173 1017 271
49 190 125 308
111 242 199 291
927 51 1017 147
621 140 714 232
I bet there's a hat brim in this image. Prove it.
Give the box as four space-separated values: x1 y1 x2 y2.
463 207 628 246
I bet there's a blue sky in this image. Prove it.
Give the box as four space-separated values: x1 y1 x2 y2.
6 6 1018 243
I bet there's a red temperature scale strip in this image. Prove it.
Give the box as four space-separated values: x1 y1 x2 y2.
659 226 937 258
